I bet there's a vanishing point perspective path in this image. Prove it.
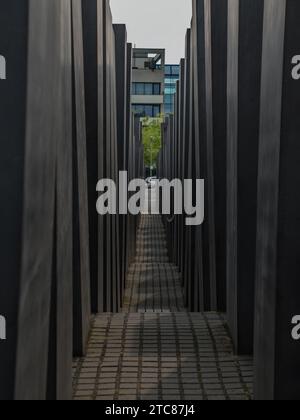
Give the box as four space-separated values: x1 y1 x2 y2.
73 209 253 401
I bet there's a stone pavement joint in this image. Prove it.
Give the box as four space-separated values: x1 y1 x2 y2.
73 214 253 400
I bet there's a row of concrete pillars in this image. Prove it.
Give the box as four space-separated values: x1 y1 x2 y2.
158 0 300 401
0 0 142 400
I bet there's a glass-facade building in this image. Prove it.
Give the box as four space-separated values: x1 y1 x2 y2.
132 82 161 96
132 82 162 117
131 65 180 117
131 48 165 119
164 65 180 114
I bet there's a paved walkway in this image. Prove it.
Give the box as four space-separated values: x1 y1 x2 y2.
123 215 185 312
73 215 253 400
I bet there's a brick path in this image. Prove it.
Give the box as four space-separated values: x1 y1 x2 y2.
123 215 185 312
73 214 253 400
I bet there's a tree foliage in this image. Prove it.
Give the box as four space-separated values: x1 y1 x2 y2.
142 117 162 169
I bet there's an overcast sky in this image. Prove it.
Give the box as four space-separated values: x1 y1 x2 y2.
110 0 192 64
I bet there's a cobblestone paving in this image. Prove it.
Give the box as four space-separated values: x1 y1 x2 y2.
123 215 185 312
73 215 253 400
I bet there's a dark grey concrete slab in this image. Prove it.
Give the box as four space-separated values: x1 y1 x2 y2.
177 59 185 276
187 42 202 312
227 0 264 355
114 24 127 173
114 24 127 309
125 113 138 282
82 0 99 314
105 2 118 313
211 0 228 312
193 0 217 312
174 82 180 267
102 0 112 313
72 0 91 357
0 0 73 400
97 0 136 314
182 29 192 310
47 0 73 401
97 0 106 313
0 0 28 400
254 0 300 400
124 45 135 283
125 44 133 173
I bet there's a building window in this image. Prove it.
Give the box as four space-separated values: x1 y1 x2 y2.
134 83 144 95
165 65 172 75
171 66 180 76
132 104 161 118
165 94 174 106
164 65 180 114
165 77 178 85
165 85 176 95
132 83 161 95
165 65 180 77
153 84 161 95
144 84 153 95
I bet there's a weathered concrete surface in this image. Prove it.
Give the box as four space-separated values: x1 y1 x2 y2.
211 0 228 312
0 0 74 400
0 0 28 401
254 0 300 400
82 0 100 314
72 0 91 358
192 0 217 312
227 0 264 355
47 0 73 401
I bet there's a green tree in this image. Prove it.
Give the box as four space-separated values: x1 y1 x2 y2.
142 117 162 170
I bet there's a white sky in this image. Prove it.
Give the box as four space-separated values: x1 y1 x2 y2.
110 0 192 64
